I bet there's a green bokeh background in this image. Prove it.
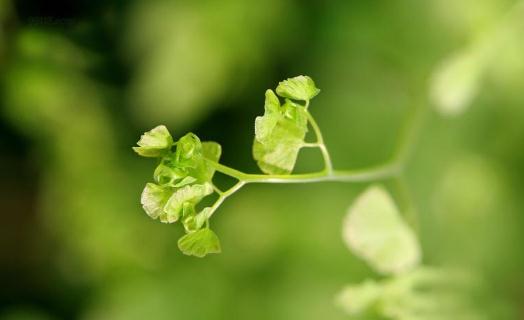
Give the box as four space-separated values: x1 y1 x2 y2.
1 0 523 319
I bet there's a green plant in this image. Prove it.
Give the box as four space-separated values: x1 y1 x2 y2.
134 75 420 258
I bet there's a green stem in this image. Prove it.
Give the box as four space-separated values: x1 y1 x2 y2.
207 159 400 184
305 107 334 174
207 181 245 218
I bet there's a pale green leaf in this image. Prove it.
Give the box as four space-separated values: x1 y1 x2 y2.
175 132 202 163
140 183 172 219
343 185 421 275
253 97 308 174
162 183 213 223
276 75 320 101
133 125 173 157
201 141 222 182
183 207 212 233
255 90 281 142
430 49 486 116
173 176 197 187
178 228 221 257
202 141 222 162
153 163 185 186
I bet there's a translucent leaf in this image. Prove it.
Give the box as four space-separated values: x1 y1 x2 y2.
254 90 280 142
133 125 174 157
153 163 185 186
201 141 222 181
173 176 197 187
140 183 172 219
162 183 213 223
178 228 221 257
430 50 486 116
202 141 222 162
183 207 212 233
253 98 308 174
276 75 320 101
343 185 421 275
175 132 202 163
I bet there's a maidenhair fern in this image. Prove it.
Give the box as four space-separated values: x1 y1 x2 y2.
134 75 413 257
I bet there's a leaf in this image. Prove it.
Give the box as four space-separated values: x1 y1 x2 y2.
276 75 320 101
254 90 280 142
140 183 172 219
178 228 221 257
253 97 308 174
430 49 486 116
201 141 222 181
343 185 421 275
175 132 202 164
133 125 174 157
162 183 213 223
183 207 212 232
153 163 185 186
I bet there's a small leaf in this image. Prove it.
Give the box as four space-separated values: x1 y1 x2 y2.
162 183 213 223
183 207 212 232
201 141 222 181
202 141 222 162
253 97 308 174
178 228 221 257
153 163 185 186
276 75 320 101
430 49 486 116
140 183 172 219
175 132 202 163
254 90 280 142
173 176 197 187
343 185 421 275
133 125 173 157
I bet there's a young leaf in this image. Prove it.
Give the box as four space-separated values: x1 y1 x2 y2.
140 183 172 219
254 90 280 142
178 228 221 257
253 96 308 174
175 132 202 164
162 183 213 223
276 75 320 101
183 207 212 233
342 185 421 275
201 141 222 181
133 125 173 157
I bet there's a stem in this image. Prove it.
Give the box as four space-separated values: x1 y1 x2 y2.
207 181 245 218
305 109 334 174
207 159 400 184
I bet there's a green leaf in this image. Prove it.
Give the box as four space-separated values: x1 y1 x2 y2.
175 132 202 164
201 141 222 181
153 163 185 186
140 183 172 219
253 99 308 174
276 75 320 101
162 183 213 223
183 207 212 233
343 185 421 275
178 228 221 257
254 90 280 142
133 125 173 157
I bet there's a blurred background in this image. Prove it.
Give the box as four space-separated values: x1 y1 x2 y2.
1 0 523 319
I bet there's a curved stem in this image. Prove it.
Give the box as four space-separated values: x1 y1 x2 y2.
207 159 400 184
208 181 245 218
305 109 333 174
